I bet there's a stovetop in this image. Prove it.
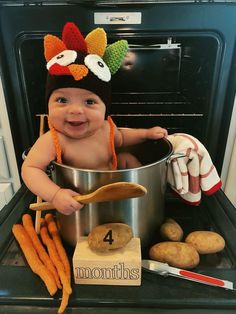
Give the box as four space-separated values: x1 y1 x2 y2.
1 186 236 313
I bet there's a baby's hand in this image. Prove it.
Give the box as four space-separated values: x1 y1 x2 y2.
146 126 168 139
51 188 84 215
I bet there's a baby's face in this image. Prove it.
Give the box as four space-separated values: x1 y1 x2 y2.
48 88 106 139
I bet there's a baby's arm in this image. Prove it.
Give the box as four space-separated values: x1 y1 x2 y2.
114 125 168 147
21 132 83 215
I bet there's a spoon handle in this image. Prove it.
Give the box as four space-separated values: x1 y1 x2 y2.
29 194 91 211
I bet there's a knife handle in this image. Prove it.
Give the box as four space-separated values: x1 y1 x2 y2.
174 269 233 290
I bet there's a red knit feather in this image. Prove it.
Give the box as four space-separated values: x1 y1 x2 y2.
48 63 72 76
62 22 87 54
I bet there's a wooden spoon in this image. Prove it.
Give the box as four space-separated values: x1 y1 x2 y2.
29 182 147 211
35 114 47 233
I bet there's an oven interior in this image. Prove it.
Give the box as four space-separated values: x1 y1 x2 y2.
18 33 225 168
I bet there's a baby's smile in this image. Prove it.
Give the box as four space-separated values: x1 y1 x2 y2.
68 121 85 127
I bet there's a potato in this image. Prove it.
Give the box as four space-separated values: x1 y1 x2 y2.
88 223 133 252
149 241 200 269
160 218 183 241
185 231 225 254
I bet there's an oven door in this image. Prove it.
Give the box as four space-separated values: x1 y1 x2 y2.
1 187 236 313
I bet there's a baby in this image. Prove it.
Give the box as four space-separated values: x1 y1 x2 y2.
22 22 167 215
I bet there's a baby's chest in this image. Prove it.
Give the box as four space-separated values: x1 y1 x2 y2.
62 138 112 169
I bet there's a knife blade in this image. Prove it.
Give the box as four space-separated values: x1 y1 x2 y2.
142 259 234 290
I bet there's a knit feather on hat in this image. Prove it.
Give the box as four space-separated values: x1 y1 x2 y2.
44 22 128 107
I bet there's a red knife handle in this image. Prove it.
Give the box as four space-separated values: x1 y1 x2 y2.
179 270 225 287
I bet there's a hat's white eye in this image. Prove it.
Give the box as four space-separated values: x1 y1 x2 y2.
46 50 77 70
84 54 111 82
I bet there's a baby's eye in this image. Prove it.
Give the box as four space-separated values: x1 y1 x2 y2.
85 99 96 105
56 97 67 104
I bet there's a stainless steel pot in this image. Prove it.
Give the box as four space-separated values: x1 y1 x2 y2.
51 138 173 249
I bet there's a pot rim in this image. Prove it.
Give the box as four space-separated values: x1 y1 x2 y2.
51 137 173 173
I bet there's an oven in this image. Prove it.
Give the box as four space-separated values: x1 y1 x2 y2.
1 1 236 313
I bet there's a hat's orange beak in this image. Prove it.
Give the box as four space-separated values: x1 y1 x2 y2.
68 64 89 81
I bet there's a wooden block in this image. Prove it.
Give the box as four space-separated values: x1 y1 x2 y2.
72 237 141 286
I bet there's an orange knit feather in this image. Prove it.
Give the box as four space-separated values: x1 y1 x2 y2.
44 35 67 62
68 64 89 80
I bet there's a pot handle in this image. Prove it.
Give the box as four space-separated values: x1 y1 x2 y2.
46 161 55 177
22 147 31 160
166 153 186 164
22 148 54 177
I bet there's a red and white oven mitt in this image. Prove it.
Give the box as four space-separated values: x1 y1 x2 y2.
166 133 222 205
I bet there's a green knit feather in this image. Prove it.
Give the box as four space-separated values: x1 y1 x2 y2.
103 40 128 75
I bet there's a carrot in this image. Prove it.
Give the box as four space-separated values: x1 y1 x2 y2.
44 214 72 314
45 214 71 279
40 219 72 295
22 214 62 289
12 224 57 296
58 289 70 314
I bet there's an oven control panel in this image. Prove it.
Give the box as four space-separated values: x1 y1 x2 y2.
94 12 142 24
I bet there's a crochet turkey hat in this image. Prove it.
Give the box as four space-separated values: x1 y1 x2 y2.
44 22 128 115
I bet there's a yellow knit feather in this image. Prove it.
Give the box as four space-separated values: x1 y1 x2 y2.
85 28 107 57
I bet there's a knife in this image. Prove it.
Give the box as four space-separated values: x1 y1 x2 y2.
142 259 234 290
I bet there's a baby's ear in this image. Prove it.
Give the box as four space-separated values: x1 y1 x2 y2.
103 40 129 75
44 35 66 62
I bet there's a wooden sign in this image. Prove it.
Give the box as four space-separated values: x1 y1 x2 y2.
73 237 141 286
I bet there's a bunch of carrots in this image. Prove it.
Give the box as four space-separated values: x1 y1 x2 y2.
12 213 72 314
